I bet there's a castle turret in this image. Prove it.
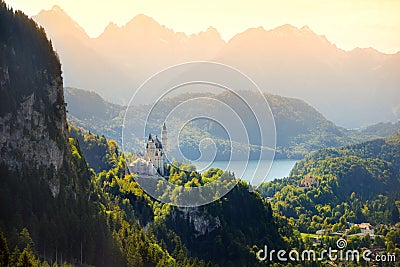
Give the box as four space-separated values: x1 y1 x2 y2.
162 123 167 152
145 134 156 163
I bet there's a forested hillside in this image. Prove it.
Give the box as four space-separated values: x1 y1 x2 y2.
361 121 400 138
258 131 400 236
67 126 289 267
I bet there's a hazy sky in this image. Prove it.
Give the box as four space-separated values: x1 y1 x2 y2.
5 0 400 53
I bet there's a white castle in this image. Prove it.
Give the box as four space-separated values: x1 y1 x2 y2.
129 123 168 176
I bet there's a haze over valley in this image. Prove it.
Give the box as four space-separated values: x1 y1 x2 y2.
65 87 400 161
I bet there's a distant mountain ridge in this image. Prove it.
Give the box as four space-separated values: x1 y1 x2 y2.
65 87 391 160
34 6 400 128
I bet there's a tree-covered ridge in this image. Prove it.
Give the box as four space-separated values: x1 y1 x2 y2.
69 125 119 172
76 127 286 266
65 87 387 160
254 133 400 266
257 131 400 257
0 137 126 266
293 129 400 175
0 1 62 117
360 121 400 139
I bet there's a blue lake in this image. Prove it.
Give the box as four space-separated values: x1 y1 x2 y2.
194 159 297 185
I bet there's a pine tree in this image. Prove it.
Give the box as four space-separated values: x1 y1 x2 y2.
17 249 34 267
390 203 400 224
0 230 9 267
18 228 34 252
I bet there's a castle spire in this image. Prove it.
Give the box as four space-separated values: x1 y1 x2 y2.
161 123 167 152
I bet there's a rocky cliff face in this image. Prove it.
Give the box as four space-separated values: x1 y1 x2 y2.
178 207 221 237
0 81 67 169
0 2 70 197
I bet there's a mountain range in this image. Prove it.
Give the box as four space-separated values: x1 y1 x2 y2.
65 87 399 160
33 5 400 128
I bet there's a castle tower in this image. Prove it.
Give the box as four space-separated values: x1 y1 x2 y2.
161 123 167 152
154 135 164 175
145 134 156 164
